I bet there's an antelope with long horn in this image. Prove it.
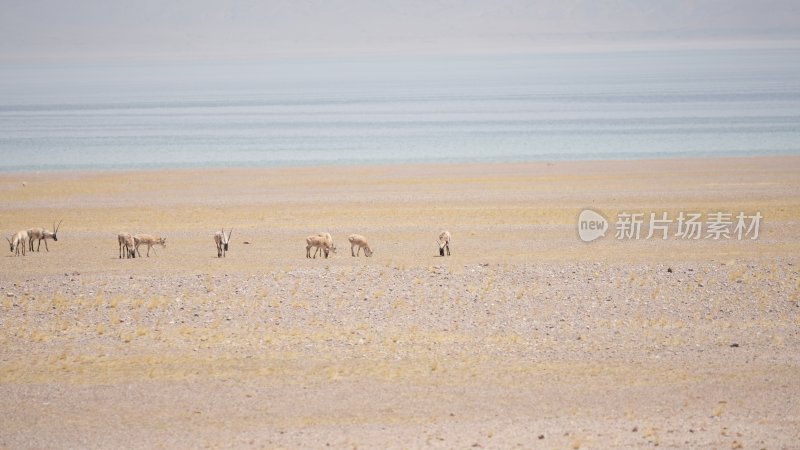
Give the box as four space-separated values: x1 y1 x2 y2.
7 230 28 256
28 219 62 252
436 230 451 256
214 228 233 257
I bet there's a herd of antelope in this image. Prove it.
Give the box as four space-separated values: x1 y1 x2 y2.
117 232 168 259
7 221 452 259
6 220 62 257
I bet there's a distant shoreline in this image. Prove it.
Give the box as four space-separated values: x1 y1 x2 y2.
2 151 799 176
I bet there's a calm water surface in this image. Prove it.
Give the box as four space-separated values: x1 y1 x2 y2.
1 49 798 171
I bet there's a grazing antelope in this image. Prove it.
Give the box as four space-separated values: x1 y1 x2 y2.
28 219 62 252
7 230 28 256
214 228 233 258
348 234 373 257
306 232 336 259
117 232 136 259
437 230 451 256
133 234 166 257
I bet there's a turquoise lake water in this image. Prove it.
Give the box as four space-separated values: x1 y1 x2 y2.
1 48 798 171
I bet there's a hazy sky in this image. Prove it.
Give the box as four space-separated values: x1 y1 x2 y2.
1 0 799 60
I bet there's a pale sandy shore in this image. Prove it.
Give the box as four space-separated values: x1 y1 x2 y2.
1 156 799 448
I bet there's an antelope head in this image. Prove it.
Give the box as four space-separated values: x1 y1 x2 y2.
324 244 337 258
223 228 232 251
159 237 167 247
436 240 446 256
50 219 63 241
6 236 13 252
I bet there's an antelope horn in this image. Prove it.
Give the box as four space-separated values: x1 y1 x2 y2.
227 228 233 241
55 219 62 233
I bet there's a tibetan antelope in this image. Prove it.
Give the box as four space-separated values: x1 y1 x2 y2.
7 230 28 256
27 219 62 252
306 232 336 259
437 230 451 256
214 228 233 258
133 234 166 257
348 234 373 257
118 232 136 259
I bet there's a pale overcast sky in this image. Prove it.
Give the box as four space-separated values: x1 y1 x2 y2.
1 0 798 60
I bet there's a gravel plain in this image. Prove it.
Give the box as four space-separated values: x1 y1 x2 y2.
1 157 799 448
